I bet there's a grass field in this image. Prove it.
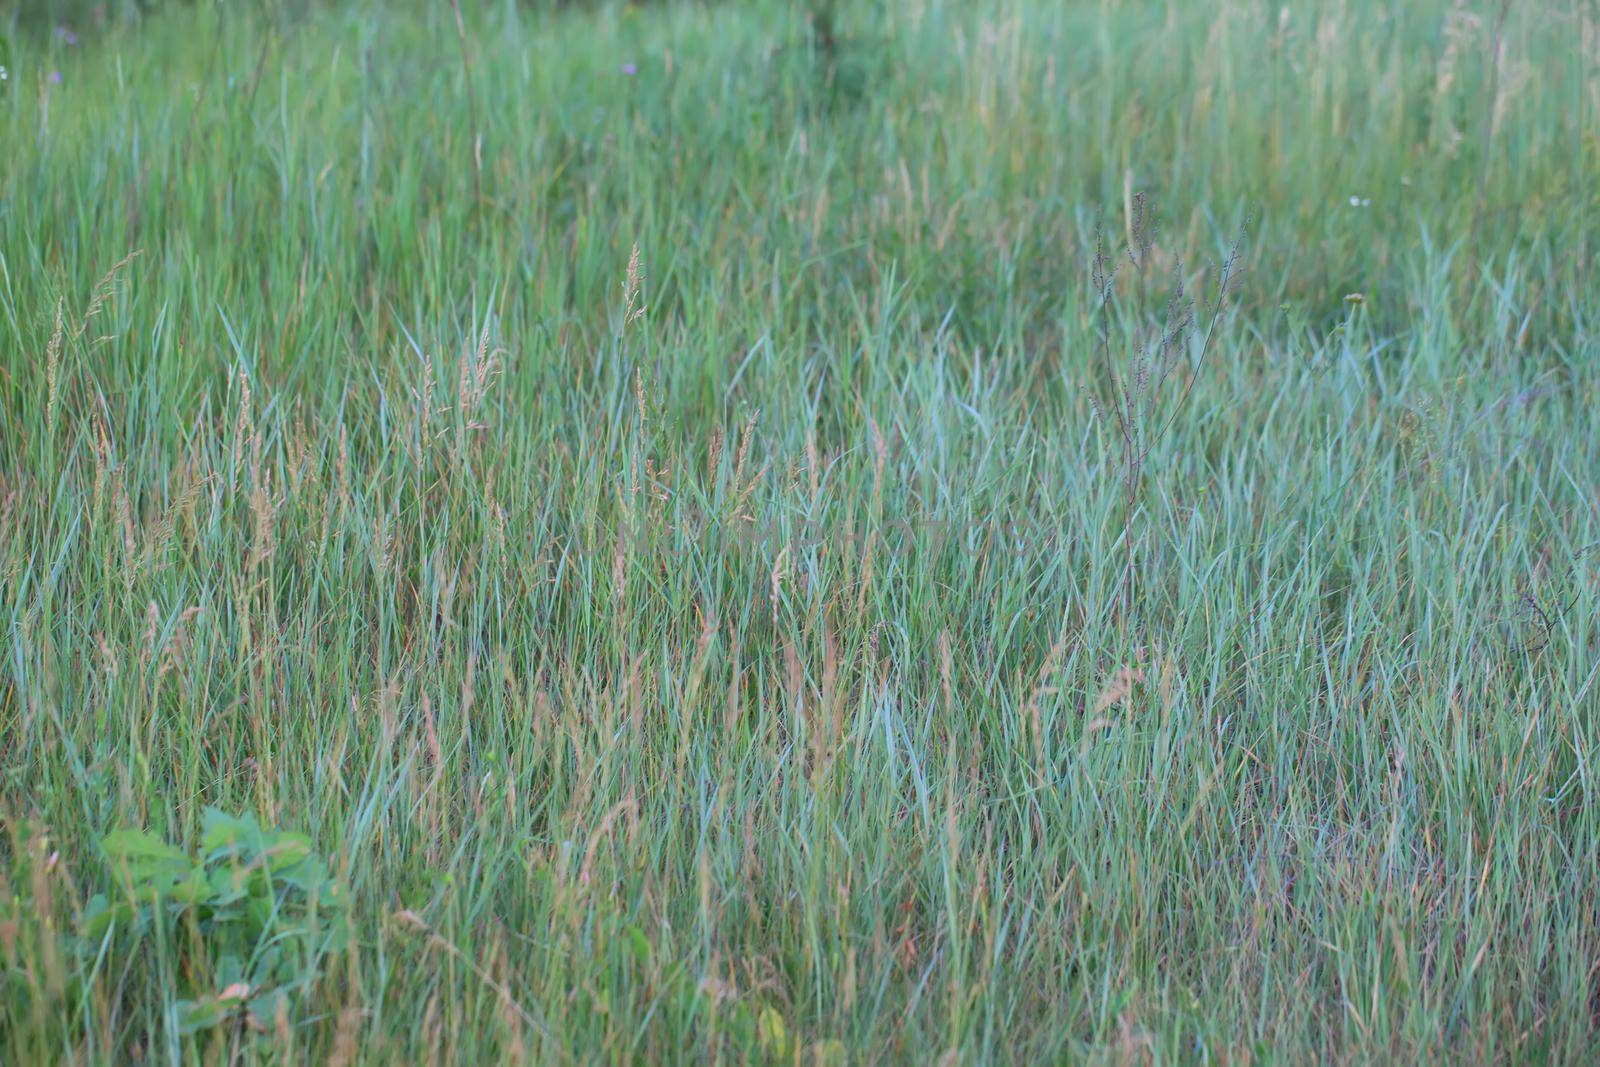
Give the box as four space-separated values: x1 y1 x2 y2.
2 0 1598 1061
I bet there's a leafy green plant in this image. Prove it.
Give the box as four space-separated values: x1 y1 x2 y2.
88 809 347 1036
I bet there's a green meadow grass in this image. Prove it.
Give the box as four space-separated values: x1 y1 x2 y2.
1 0 1597 1061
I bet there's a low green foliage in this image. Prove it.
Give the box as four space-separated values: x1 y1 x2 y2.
0 811 345 1051
90 810 347 1036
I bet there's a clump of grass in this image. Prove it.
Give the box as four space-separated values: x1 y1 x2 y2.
0 0 1596 1062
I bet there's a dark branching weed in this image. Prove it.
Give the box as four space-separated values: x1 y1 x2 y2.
1500 543 1599 656
1089 193 1247 623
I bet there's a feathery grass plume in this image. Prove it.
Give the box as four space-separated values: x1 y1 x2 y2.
73 249 142 343
452 318 501 466
623 242 647 328
43 298 63 446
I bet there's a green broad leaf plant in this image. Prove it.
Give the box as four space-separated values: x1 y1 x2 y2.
88 809 347 1036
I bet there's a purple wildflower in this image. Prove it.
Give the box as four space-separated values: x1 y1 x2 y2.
56 27 80 45
49 71 64 85
621 63 638 76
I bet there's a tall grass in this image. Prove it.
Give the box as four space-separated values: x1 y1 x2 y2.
1 0 1597 1061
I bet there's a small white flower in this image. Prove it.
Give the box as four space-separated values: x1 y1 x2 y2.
0 66 8 82
1347 196 1371 207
